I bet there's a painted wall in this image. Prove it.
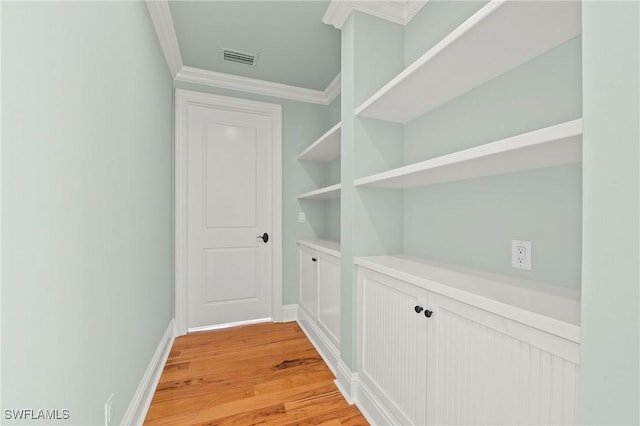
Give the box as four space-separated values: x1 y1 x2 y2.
173 81 334 305
340 12 405 369
403 37 583 288
580 1 640 423
1 2 173 425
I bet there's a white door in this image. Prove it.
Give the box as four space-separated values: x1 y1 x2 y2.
186 102 274 329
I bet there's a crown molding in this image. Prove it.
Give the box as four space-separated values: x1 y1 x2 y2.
146 0 341 104
146 0 183 77
323 0 429 29
176 67 340 105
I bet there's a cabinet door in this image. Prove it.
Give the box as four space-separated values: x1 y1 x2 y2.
358 268 429 425
427 292 580 426
318 254 340 345
299 247 318 317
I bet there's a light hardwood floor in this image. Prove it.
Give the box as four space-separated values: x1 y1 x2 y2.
144 321 368 425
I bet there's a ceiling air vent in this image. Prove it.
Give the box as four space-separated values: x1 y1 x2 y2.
220 47 258 67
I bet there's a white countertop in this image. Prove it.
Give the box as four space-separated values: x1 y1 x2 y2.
355 255 581 343
297 239 341 258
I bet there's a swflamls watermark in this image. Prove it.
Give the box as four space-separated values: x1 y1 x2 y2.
4 409 70 421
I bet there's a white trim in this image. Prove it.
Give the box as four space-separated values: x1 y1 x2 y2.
355 378 402 426
280 304 299 322
323 0 429 29
174 89 283 335
145 0 183 77
121 320 175 426
188 317 271 333
145 2 341 104
324 73 341 104
176 66 339 105
297 183 341 200
297 306 341 376
334 360 359 404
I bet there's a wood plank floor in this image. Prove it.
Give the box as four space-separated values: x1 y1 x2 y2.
144 322 368 426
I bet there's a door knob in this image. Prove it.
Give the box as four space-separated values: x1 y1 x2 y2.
257 232 269 243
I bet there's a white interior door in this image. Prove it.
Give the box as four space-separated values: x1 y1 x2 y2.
186 103 274 330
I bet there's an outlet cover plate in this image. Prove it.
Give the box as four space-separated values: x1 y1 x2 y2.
512 240 532 270
298 212 306 223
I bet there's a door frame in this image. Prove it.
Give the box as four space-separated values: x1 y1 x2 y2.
174 89 283 336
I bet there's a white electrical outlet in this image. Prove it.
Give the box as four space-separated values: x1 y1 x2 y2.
105 394 113 426
512 240 532 270
298 212 306 223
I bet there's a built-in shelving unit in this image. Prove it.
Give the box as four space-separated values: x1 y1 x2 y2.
297 122 342 162
354 0 582 123
355 119 582 188
297 183 341 200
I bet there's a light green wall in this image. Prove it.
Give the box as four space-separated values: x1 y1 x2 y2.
403 37 583 288
405 0 488 66
328 94 341 127
1 2 173 425
340 12 405 369
580 1 640 423
173 81 333 305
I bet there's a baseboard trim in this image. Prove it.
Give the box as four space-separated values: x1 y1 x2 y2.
296 306 340 376
121 319 175 425
280 304 298 322
188 317 271 333
334 360 358 404
355 379 402 426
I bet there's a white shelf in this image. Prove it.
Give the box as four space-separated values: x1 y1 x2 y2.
355 119 582 188
355 255 581 342
297 122 342 162
355 0 582 123
297 183 341 200
297 239 341 258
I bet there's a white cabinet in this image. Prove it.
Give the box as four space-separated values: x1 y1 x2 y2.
318 254 341 343
356 256 580 426
297 239 341 373
299 245 318 317
358 268 429 425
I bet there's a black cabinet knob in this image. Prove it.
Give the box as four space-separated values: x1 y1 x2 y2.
312 257 317 262
414 305 424 314
257 232 269 243
424 310 433 318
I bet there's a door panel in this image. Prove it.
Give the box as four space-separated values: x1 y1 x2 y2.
204 123 257 228
359 269 428 426
299 247 318 317
429 293 580 425
203 247 258 303
187 105 272 329
318 255 340 344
